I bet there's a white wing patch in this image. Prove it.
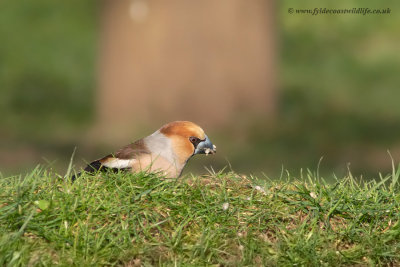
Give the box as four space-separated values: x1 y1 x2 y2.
102 159 136 169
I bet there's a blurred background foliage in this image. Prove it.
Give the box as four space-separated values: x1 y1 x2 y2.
0 0 97 172
0 0 399 179
0 0 96 137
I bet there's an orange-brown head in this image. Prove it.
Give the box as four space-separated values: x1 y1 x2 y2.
160 121 206 140
159 121 216 163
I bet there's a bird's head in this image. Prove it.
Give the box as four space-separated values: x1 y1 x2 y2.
160 121 217 161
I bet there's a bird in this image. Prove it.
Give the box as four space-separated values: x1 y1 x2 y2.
72 121 216 180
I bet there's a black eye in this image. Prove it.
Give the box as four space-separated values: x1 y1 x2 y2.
189 136 201 147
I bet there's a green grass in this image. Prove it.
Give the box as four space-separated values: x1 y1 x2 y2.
1 165 400 266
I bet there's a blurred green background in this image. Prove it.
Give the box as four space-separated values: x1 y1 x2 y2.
1 0 399 179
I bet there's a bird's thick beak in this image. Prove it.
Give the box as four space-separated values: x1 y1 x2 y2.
194 135 217 155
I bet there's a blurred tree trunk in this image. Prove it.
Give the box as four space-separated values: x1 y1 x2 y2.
96 0 276 141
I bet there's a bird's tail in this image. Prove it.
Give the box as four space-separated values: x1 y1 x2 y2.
71 160 103 182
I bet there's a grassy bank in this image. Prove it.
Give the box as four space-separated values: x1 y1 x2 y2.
1 166 400 266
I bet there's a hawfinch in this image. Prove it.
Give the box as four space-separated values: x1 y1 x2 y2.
73 121 216 180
